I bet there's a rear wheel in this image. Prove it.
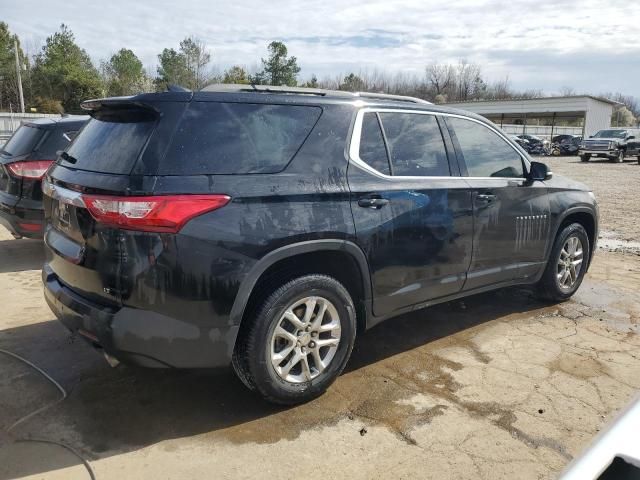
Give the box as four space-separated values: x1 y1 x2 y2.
637 155 640 165
232 274 356 404
580 154 590 162
536 223 590 302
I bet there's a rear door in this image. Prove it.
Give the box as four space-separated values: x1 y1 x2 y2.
627 129 640 156
348 108 474 317
444 115 550 290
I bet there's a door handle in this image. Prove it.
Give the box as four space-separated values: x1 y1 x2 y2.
358 197 389 209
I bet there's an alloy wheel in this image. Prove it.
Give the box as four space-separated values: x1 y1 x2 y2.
269 296 341 383
557 236 583 290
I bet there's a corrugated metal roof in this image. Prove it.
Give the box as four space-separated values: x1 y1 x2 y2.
442 95 621 107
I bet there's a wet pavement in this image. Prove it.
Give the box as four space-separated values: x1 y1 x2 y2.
1 156 639 479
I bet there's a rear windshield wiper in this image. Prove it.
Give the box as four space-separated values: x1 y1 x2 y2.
58 151 78 164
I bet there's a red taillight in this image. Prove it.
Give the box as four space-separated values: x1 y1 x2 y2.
7 160 54 180
82 194 231 233
17 222 42 232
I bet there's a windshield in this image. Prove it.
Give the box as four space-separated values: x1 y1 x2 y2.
1 125 46 156
593 130 627 138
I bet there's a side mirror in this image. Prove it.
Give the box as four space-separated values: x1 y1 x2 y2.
627 135 635 140
589 135 594 138
529 161 552 182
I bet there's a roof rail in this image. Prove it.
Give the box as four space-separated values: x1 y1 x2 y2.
200 84 432 104
354 91 432 105
200 84 353 98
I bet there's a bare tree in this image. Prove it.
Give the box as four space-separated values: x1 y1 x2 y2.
425 63 453 96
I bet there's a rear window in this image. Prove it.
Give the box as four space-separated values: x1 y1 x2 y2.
60 109 155 174
161 102 322 175
1 125 45 157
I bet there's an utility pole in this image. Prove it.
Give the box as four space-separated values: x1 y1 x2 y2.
14 38 25 113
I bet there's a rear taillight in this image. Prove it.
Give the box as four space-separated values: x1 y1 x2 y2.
7 160 54 180
82 194 231 233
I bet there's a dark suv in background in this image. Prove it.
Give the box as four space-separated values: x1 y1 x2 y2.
579 128 640 163
42 86 598 404
0 116 88 238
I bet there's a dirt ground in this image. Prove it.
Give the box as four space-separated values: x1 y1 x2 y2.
1 156 639 480
544 155 640 248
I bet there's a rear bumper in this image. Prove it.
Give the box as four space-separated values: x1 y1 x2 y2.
43 265 239 368
0 197 44 238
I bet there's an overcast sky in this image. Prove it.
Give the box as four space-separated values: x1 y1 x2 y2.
3 0 640 98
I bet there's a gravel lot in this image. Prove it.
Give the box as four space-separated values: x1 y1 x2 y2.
1 157 639 479
545 156 640 248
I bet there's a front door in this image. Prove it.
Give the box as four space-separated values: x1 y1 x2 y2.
443 116 550 290
348 109 474 317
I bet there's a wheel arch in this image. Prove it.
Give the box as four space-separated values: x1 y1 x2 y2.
551 207 598 270
229 240 373 335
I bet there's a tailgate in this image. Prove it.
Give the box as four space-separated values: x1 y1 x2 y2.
42 103 162 306
43 180 123 305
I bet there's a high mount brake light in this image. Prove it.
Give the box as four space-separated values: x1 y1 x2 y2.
82 194 231 233
7 160 54 180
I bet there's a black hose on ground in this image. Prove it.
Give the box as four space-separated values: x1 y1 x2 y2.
0 348 96 480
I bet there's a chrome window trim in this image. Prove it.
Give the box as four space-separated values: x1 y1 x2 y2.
348 107 530 181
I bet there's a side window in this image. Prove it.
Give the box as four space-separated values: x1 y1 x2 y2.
448 117 524 178
162 102 321 175
359 113 391 175
378 112 450 177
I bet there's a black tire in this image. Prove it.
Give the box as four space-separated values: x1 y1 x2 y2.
637 155 640 165
615 150 625 163
536 223 590 302
232 274 356 404
580 154 590 162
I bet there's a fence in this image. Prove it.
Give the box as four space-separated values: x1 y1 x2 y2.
0 112 62 146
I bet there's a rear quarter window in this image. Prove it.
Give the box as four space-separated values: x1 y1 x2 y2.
161 102 322 175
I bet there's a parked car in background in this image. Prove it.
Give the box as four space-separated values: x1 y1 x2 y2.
42 86 598 404
517 134 550 155
551 135 582 156
510 134 530 151
0 116 88 238
552 134 576 144
579 128 640 163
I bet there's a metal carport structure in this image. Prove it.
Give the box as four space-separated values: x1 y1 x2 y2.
442 96 619 139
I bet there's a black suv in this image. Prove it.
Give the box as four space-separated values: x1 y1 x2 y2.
42 86 598 404
1 116 88 238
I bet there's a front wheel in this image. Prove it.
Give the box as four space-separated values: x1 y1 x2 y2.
637 155 640 165
615 150 625 163
536 223 590 302
232 274 356 404
580 154 590 162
